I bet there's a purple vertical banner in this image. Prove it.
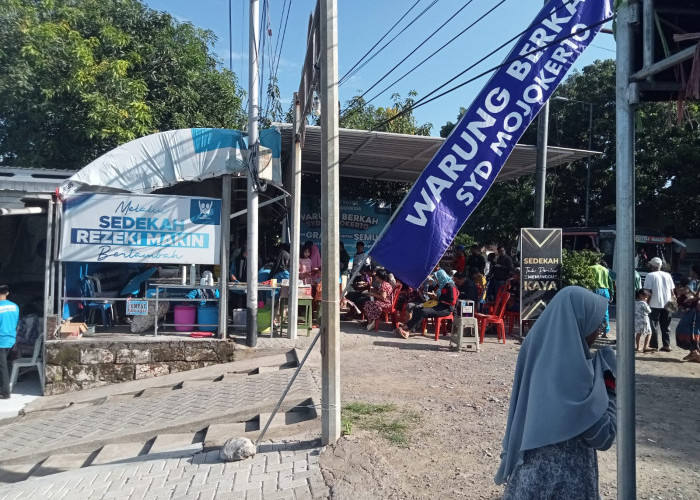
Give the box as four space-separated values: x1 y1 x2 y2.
370 0 612 288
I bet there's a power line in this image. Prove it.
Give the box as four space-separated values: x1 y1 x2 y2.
363 0 509 108
364 0 593 129
344 0 478 109
339 0 441 87
338 0 422 86
370 15 614 133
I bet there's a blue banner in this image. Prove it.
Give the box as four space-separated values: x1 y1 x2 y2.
300 197 391 251
370 0 612 288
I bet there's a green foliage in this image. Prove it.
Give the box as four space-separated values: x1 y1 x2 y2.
0 0 246 169
561 249 599 290
340 91 432 136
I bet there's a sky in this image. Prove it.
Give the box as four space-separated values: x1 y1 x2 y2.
143 0 616 137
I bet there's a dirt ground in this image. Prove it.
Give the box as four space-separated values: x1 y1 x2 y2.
317 321 700 500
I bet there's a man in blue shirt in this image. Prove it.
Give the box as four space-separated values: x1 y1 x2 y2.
0 285 20 399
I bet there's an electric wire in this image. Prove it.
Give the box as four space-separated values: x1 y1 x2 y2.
362 0 509 109
370 14 614 133
339 0 442 87
344 0 478 111
338 0 423 86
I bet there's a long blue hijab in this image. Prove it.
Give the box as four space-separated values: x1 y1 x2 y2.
434 269 453 288
495 286 615 484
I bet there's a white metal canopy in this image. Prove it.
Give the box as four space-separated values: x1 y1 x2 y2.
275 123 599 183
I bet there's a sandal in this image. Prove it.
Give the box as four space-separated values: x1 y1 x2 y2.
395 327 409 339
366 320 376 331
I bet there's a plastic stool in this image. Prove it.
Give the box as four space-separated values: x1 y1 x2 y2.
280 297 313 336
450 316 479 352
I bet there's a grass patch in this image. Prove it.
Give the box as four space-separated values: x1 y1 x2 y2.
341 402 421 446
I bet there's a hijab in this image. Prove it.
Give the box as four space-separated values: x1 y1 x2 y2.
434 269 453 288
495 286 615 484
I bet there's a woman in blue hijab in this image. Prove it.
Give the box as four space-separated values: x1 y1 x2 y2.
395 268 457 338
496 286 617 499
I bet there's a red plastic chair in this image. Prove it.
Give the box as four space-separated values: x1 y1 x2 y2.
476 292 510 344
421 313 453 341
483 284 510 315
504 308 519 335
375 283 402 330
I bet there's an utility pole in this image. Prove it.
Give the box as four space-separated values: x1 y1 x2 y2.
320 0 341 445
288 93 302 340
219 174 231 338
246 0 259 347
584 102 593 226
616 3 636 498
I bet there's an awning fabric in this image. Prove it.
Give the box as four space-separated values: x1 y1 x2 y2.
58 128 281 197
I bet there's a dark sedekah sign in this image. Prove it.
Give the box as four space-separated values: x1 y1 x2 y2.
520 228 562 324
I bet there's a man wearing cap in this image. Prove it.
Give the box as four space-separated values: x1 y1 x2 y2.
0 285 20 399
453 245 466 273
643 257 676 351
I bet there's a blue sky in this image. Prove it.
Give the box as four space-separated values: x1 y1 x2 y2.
144 0 616 136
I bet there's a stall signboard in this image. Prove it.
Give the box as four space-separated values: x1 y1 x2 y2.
300 197 391 252
59 193 221 264
520 228 562 323
126 299 149 316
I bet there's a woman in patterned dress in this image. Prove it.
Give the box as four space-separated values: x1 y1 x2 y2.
362 269 394 331
675 277 700 362
496 287 617 499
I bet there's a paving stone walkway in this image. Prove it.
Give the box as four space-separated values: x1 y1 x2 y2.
0 368 318 464
0 440 328 500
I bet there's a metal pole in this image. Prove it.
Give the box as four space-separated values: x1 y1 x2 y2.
228 0 233 73
533 0 549 229
246 0 259 347
585 103 593 226
43 199 54 337
320 0 341 446
616 4 636 499
534 100 549 228
219 174 232 338
288 93 302 339
642 0 654 72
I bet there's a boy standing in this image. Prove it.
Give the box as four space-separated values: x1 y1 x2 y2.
0 285 20 399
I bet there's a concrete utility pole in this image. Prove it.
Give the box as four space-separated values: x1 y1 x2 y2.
288 93 303 340
616 3 636 498
246 0 259 347
319 0 341 445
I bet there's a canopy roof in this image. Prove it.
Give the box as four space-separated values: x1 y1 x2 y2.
275 123 599 183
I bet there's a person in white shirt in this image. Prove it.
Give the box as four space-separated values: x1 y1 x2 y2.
643 257 676 351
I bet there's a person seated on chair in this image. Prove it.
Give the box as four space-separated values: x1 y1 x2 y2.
269 243 291 280
0 284 19 400
395 269 458 339
454 271 479 303
506 268 521 311
362 269 394 331
344 266 374 317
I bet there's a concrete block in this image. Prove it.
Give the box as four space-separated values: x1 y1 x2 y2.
116 348 151 364
203 422 248 450
0 462 38 483
80 348 115 364
32 452 91 477
134 363 170 380
91 442 146 466
149 433 201 454
137 387 173 398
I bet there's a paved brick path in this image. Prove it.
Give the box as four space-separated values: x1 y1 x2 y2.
0 369 318 464
0 441 328 500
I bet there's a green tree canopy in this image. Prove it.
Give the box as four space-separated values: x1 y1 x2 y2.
0 0 246 169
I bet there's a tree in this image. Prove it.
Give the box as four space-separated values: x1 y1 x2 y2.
0 0 247 169
340 91 432 136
